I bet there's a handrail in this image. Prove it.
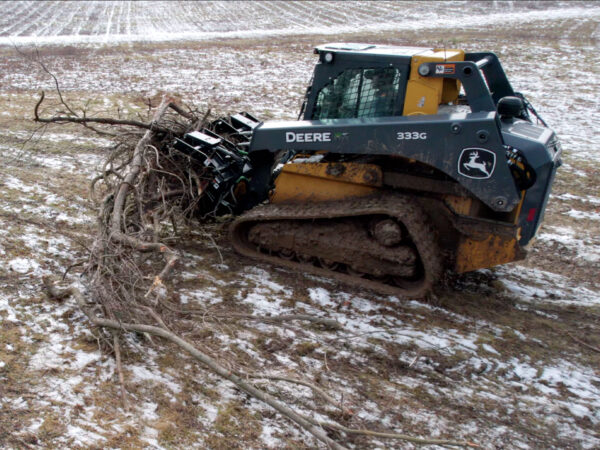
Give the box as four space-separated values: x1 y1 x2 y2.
475 56 493 69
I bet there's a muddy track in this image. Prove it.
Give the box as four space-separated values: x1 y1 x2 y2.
229 193 444 298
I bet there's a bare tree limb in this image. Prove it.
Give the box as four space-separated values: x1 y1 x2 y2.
34 91 171 133
320 421 480 448
244 372 352 416
109 96 171 233
112 332 128 409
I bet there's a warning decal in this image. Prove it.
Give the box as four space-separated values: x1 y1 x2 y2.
435 64 455 75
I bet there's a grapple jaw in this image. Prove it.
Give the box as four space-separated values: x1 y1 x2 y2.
171 112 261 218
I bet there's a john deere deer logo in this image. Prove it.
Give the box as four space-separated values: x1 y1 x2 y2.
458 148 496 179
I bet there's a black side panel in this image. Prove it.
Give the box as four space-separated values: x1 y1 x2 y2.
250 112 521 212
501 121 561 244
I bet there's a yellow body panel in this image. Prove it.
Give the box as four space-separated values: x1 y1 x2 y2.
271 161 382 203
403 81 440 115
446 195 525 272
403 49 465 116
455 235 522 273
444 195 473 215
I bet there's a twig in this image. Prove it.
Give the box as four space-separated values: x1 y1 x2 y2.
320 422 479 448
144 306 171 332
24 46 79 117
567 332 600 353
244 372 353 416
193 107 212 131
168 102 195 120
34 91 171 133
112 332 128 409
202 232 224 265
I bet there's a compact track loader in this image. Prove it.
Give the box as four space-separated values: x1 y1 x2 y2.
175 43 561 297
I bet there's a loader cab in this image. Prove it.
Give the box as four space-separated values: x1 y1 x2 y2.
302 43 467 120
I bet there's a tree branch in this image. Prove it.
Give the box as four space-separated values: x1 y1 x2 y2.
567 332 600 354
244 372 352 416
34 91 171 133
321 421 480 447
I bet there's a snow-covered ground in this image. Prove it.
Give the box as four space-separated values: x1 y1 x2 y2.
0 1 599 448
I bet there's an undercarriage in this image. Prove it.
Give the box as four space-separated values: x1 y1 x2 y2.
230 193 443 297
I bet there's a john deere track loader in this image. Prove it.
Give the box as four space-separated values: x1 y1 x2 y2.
175 43 561 297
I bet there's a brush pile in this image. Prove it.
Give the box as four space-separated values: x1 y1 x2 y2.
36 93 259 326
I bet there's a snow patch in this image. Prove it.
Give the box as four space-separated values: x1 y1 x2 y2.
67 425 107 447
565 209 600 221
8 257 41 274
129 364 182 394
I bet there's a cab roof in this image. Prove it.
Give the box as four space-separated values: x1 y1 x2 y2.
314 43 462 61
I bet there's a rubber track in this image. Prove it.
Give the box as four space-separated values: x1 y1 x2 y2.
229 193 443 299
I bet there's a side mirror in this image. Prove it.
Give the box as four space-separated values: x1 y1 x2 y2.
497 96 525 120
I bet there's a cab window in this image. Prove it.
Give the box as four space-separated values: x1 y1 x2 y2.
313 67 401 120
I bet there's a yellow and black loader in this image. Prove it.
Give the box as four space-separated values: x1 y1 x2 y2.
174 43 561 297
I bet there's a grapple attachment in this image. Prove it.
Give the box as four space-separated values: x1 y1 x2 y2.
172 112 260 217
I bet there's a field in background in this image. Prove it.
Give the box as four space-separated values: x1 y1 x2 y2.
0 2 599 448
1 1 594 46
